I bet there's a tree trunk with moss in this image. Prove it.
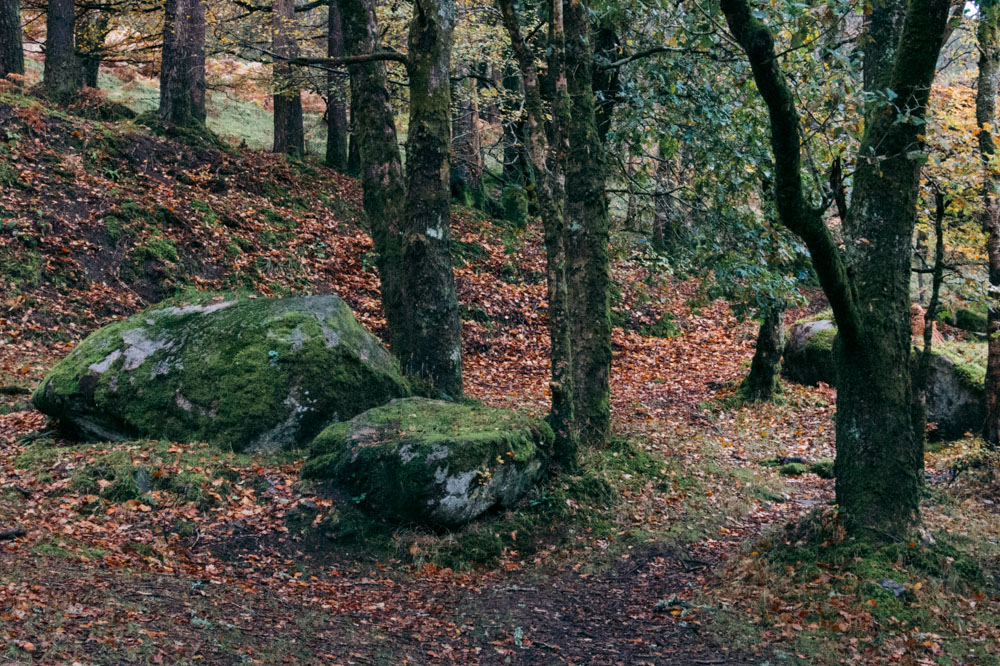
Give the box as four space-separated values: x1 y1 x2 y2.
77 9 111 88
722 0 949 538
326 0 349 170
565 1 612 448
977 1 1000 447
1 0 24 81
498 0 577 466
43 0 80 103
402 0 463 398
159 0 206 128
741 305 785 402
340 0 408 359
346 75 361 175
451 67 484 208
273 0 304 157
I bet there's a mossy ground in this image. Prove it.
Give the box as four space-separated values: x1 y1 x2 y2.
705 438 1000 665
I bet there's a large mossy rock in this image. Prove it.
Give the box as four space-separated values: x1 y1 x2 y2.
781 319 987 439
33 295 410 451
302 398 553 528
924 352 985 439
782 320 838 386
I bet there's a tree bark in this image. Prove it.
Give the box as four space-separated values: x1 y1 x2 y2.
451 66 484 208
76 8 111 88
740 305 785 402
346 74 361 175
977 1 1000 447
498 0 578 466
0 0 24 80
43 0 81 103
402 0 463 398
325 0 349 170
340 0 408 359
722 0 950 538
652 142 678 253
565 0 612 448
159 0 206 127
273 0 304 157
862 0 906 93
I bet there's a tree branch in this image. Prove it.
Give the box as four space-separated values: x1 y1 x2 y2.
721 0 862 350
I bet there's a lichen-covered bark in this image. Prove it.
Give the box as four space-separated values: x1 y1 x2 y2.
741 305 785 402
340 0 408 359
722 0 950 538
273 0 304 157
0 0 24 80
977 1 1000 447
498 0 578 466
565 0 612 448
43 0 81 103
402 0 463 399
326 0 349 171
862 0 906 93
159 0 206 128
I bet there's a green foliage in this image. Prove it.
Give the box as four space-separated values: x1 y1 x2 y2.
639 312 682 338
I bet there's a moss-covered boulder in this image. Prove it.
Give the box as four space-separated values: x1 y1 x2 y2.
782 320 838 386
924 351 985 439
32 294 409 451
781 319 987 439
302 398 553 528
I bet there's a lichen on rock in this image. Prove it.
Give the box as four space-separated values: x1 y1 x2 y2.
302 397 553 528
33 293 410 451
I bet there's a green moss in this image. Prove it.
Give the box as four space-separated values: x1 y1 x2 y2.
779 462 810 476
302 399 552 523
451 239 488 266
639 312 682 339
955 308 988 334
33 295 409 451
810 458 835 479
793 309 833 326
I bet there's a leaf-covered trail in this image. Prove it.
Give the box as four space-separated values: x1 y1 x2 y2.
0 275 837 664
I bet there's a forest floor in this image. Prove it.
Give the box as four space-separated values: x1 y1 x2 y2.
0 83 998 665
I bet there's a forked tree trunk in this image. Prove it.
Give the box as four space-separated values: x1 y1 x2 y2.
326 0 349 170
740 305 785 402
340 0 408 357
977 2 1000 447
0 0 24 80
722 0 950 538
565 0 612 448
159 0 206 127
402 0 463 398
44 0 81 103
273 0 304 157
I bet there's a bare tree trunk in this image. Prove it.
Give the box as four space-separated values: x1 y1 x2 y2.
346 74 361 175
402 0 463 398
325 0 349 170
273 0 304 157
43 0 81 103
0 0 24 80
740 305 785 402
498 0 578 466
340 0 408 358
77 8 111 88
977 2 1000 446
451 66 484 208
565 0 612 448
159 0 206 127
